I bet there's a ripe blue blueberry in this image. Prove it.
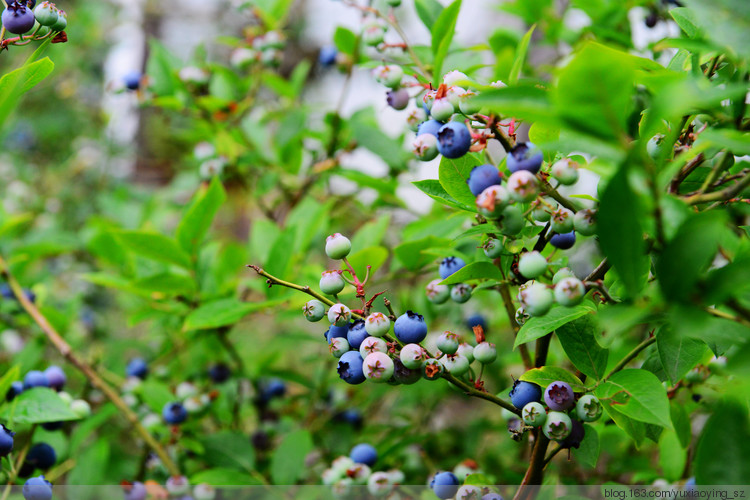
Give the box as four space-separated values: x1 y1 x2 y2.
483 494 504 500
517 281 554 317
22 476 52 500
576 394 603 422
325 233 351 260
573 208 597 236
363 352 394 383
126 358 148 379
25 443 56 470
466 313 488 335
393 310 427 344
337 351 366 385
550 231 576 250
325 323 349 343
43 366 65 391
123 482 147 500
23 370 49 390
320 270 346 295
436 331 459 355
507 142 543 174
318 45 338 67
123 71 142 91
425 279 450 304
550 208 574 234
303 300 326 322
208 363 231 383
412 134 439 161
554 277 586 306
522 402 547 427
430 471 460 500
467 164 502 196
350 443 377 466
473 342 497 364
260 378 287 401
543 411 573 441
439 256 466 280
417 119 444 138
2 2 35 34
0 424 14 457
476 184 511 218
386 89 409 110
347 319 370 350
550 158 579 185
507 170 539 203
328 303 352 327
399 343 428 369
518 251 547 279
364 312 390 337
162 402 188 425
6 381 23 401
450 283 472 303
544 381 575 411
560 419 585 449
436 122 472 159
509 380 542 409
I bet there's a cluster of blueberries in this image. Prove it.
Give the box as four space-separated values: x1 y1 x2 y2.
509 379 602 446
122 476 217 500
1 1 67 40
6 365 92 425
304 234 498 386
322 443 405 497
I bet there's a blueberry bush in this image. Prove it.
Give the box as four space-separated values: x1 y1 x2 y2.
0 0 749 498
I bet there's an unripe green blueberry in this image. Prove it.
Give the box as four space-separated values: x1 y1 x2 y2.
685 366 708 384
443 70 470 87
34 1 58 26
360 336 388 357
194 484 217 500
476 185 511 218
400 343 428 370
552 267 576 285
430 98 454 122
573 209 597 236
363 352 394 383
483 238 503 259
550 158 580 185
365 312 390 337
412 134 439 161
176 382 198 399
436 331 460 355
362 22 386 46
57 391 73 405
50 8 66 31
422 358 444 380
500 206 526 236
406 108 427 131
373 64 403 89
445 86 464 107
576 395 603 422
647 134 667 159
515 307 530 326
456 342 474 363
320 270 346 295
554 277 586 306
550 208 574 234
328 303 352 326
426 279 450 304
329 337 350 358
507 170 539 203
326 233 352 260
441 353 470 375
422 90 436 111
70 399 91 418
522 402 547 427
530 200 553 222
518 281 554 317
518 251 548 279
473 342 497 364
708 355 727 375
303 299 326 322
450 284 472 303
458 90 481 115
543 411 573 441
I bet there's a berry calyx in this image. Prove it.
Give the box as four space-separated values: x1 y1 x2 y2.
328 303 352 326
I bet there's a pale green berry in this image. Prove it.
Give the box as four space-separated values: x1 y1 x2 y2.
550 208 574 234
554 277 586 306
436 331 460 355
518 251 548 279
574 209 597 236
473 342 497 364
456 342 474 363
550 158 579 185
400 343 428 369
329 337 350 358
450 284 472 303
522 402 547 427
328 303 351 326
430 98 454 122
500 206 526 236
543 411 572 441
359 337 388 357
365 312 391 337
413 134 439 161
476 185 511 218
552 267 576 285
518 281 554 317
576 395 602 422
441 353 470 375
70 399 91 418
303 299 327 322
483 238 503 258
507 170 538 203
363 352 394 383
325 233 352 260
426 279 450 304
320 270 346 295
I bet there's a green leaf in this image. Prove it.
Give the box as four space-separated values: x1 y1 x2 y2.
597 166 648 298
439 262 503 285
0 57 54 130
670 8 702 38
394 236 451 271
176 177 227 255
656 326 708 385
671 403 692 449
264 229 296 298
350 215 391 251
135 381 174 414
703 253 750 304
438 154 480 209
520 366 586 391
0 388 79 424
681 0 750 61
514 303 596 348
183 298 284 331
659 430 687 481
114 230 192 269
603 403 646 446
270 429 313 485
132 272 196 296
556 315 609 380
66 440 110 487
415 0 444 31
656 211 727 302
508 25 535 84
199 432 256 473
574 424 600 468
694 399 750 485
472 84 551 123
0 366 20 405
413 179 470 210
333 27 358 55
190 468 263 486
431 0 463 85
594 369 673 429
